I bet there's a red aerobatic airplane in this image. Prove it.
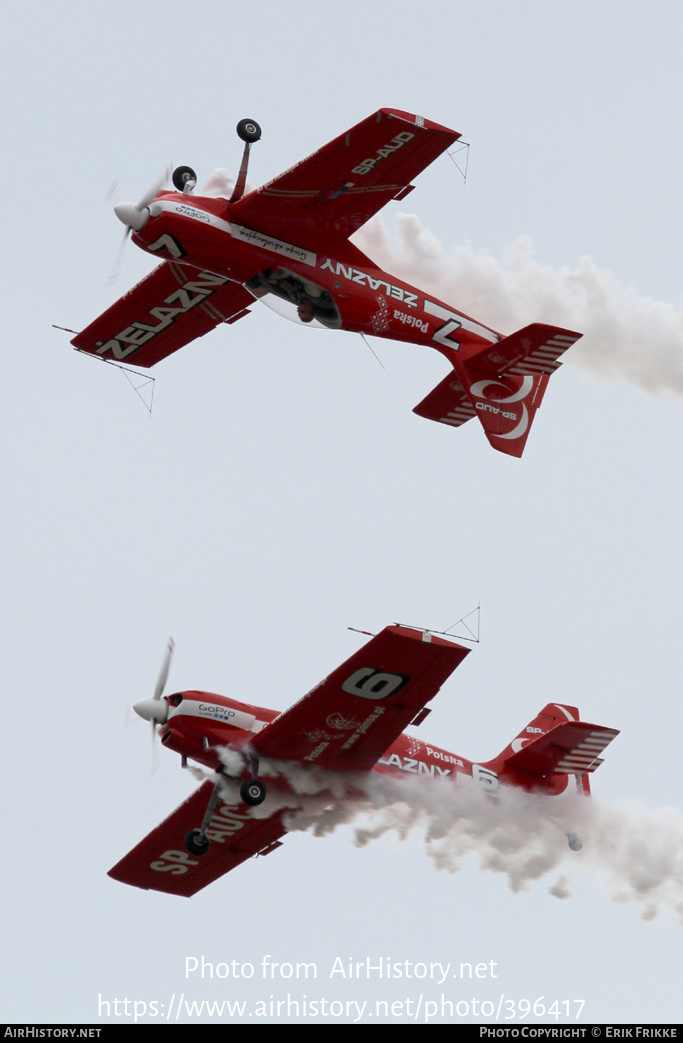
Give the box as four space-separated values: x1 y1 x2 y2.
73 110 581 457
110 626 619 896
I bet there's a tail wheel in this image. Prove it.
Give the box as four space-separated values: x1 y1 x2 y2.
172 166 197 191
240 778 267 806
185 829 210 856
236 119 261 144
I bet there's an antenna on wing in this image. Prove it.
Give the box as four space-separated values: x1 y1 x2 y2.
394 604 481 644
443 602 480 642
63 339 156 417
447 141 470 183
118 365 155 417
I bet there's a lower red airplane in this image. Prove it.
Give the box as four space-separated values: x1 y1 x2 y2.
110 626 619 896
72 109 581 457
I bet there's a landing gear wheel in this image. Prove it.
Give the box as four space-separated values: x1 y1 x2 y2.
185 829 210 856
240 778 266 806
236 119 261 143
172 165 197 191
566 832 583 852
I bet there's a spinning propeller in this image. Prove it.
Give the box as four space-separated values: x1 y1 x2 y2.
106 169 170 284
133 637 175 734
112 167 171 234
133 638 175 773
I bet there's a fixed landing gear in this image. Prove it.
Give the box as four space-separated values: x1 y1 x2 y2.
182 753 268 856
240 778 267 806
230 119 262 203
236 119 262 143
566 832 583 851
183 778 223 857
185 829 211 856
172 166 197 193
171 120 262 207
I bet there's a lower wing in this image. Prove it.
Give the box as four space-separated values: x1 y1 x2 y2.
108 780 286 896
72 261 254 368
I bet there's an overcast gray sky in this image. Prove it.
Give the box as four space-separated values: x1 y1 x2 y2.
2 0 682 1025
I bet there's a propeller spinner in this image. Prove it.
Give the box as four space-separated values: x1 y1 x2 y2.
113 168 170 233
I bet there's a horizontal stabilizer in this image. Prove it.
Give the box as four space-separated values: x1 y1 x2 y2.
413 372 475 428
505 722 619 777
413 323 581 457
463 323 581 379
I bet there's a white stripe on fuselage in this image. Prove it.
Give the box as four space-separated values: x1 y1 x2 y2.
152 199 317 267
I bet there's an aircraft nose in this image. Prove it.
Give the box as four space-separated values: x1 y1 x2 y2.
114 202 149 232
133 697 168 724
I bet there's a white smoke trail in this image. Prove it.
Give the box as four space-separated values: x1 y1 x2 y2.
353 215 683 396
212 748 683 924
580 800 683 922
209 746 683 921
341 777 683 925
349 778 572 895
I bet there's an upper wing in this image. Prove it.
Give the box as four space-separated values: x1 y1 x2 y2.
231 109 460 251
252 625 470 772
72 261 254 368
108 780 286 896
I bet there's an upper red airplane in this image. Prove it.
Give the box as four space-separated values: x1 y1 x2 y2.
110 627 619 896
73 110 581 457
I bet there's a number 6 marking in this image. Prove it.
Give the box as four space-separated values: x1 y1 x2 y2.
341 668 410 699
